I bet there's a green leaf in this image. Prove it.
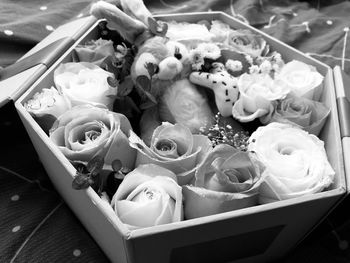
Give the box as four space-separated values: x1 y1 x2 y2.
72 172 93 190
148 17 168 37
87 155 104 177
120 167 131 175
118 47 136 82
139 99 157 110
143 90 157 104
114 171 126 180
117 77 134 97
144 62 158 78
101 56 118 76
136 75 151 92
111 159 122 172
107 76 119 88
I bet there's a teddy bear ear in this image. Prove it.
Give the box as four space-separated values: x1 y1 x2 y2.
90 1 148 44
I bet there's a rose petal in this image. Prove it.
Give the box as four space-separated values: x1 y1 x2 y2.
74 38 116 66
183 185 258 219
232 98 270 122
153 139 180 158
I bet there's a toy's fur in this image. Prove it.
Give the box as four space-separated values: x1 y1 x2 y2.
131 36 192 98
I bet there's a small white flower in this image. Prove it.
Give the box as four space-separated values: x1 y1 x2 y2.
259 60 272 74
196 43 221 60
25 86 71 121
189 49 205 71
272 63 280 73
225 59 243 72
245 55 253 65
272 52 284 68
249 65 260 74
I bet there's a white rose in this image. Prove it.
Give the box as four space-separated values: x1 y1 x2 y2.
54 62 117 110
24 87 71 132
248 122 334 203
276 60 324 100
232 73 290 122
111 164 183 229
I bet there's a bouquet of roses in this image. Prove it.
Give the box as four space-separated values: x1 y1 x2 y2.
24 0 334 230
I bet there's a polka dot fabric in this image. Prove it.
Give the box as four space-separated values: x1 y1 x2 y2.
0 105 108 263
0 0 92 68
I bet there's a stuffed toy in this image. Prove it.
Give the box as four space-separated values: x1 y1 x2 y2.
90 0 214 135
91 0 192 99
190 62 239 117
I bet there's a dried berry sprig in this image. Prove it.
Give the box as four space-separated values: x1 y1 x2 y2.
72 155 104 194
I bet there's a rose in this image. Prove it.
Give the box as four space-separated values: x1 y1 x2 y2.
232 73 290 122
24 86 71 132
49 104 136 169
54 62 118 110
183 144 261 219
260 95 330 136
209 19 231 43
248 122 334 203
128 122 212 185
111 164 183 229
195 43 221 60
227 29 268 58
158 79 214 133
74 38 117 66
276 60 324 100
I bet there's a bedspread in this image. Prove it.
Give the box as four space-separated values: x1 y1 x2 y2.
1 0 350 262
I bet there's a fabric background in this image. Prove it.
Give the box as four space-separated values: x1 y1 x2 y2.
1 0 350 262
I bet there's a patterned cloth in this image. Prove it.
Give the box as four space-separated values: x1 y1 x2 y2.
1 0 350 262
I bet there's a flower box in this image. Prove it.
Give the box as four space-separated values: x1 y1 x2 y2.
13 11 347 263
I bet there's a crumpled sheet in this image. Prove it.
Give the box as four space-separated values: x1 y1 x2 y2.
1 0 350 262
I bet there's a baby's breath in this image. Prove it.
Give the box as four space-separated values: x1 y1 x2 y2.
200 113 250 151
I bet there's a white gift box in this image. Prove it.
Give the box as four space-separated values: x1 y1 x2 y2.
2 11 349 263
